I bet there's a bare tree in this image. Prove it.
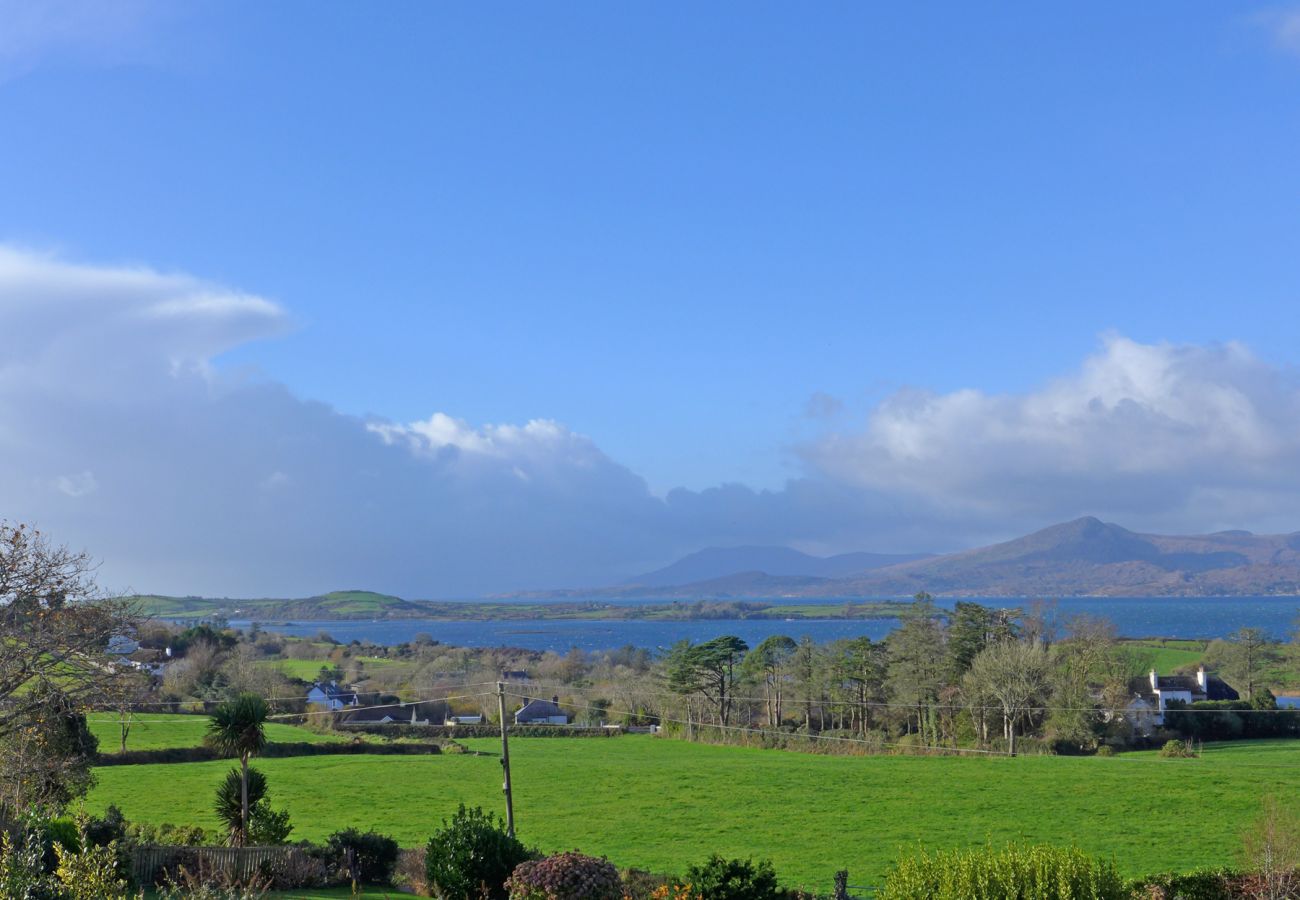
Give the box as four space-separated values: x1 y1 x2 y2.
1222 628 1277 700
1240 795 1300 900
0 522 136 736
965 639 1050 756
0 522 136 816
103 666 153 754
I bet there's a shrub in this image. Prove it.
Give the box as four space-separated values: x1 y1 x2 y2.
1128 868 1238 899
156 863 271 899
47 810 136 900
425 804 533 900
0 826 59 899
878 842 1128 900
325 828 399 884
623 868 672 900
1094 745 1116 757
682 855 781 900
54 838 134 900
264 848 331 891
247 805 293 846
507 851 622 900
1159 739 1197 759
127 822 213 846
82 805 129 848
393 847 429 895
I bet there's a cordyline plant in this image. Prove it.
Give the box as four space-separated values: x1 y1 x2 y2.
506 852 622 900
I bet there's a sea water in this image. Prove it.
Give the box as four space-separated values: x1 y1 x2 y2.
227 595 1300 652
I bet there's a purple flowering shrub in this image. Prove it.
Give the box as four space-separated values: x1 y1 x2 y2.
506 851 623 900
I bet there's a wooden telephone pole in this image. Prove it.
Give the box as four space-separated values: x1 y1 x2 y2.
496 682 516 836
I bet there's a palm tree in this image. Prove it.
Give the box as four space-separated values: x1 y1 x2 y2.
207 693 269 845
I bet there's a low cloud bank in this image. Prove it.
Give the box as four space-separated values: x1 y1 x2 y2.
2 246 1298 596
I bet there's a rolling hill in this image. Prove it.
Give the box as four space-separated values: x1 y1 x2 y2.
628 545 929 587
130 590 430 620
527 517 1300 599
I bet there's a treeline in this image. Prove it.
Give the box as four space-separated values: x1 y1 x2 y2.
653 597 1296 755
130 595 1300 756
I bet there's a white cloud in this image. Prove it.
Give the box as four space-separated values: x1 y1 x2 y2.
0 247 673 596
3 245 1300 597
1256 7 1300 56
0 0 168 82
53 471 97 498
803 335 1300 533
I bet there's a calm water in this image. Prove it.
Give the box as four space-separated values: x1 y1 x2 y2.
228 595 1300 652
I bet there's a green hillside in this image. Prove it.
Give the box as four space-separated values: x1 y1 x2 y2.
129 590 424 621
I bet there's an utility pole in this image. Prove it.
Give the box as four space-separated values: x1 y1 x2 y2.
496 682 515 837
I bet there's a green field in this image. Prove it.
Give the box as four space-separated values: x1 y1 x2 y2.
262 655 407 682
87 713 344 751
1120 639 1207 672
86 736 1300 889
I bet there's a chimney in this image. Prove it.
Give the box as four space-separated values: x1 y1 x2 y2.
1196 665 1207 692
552 695 560 705
1149 670 1158 691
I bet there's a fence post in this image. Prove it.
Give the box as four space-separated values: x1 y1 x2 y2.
834 869 849 900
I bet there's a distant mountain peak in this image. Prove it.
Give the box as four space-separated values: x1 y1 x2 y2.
628 545 931 588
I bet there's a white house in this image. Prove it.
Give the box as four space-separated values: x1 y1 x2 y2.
1127 665 1239 726
307 680 361 711
445 715 483 726
514 696 568 725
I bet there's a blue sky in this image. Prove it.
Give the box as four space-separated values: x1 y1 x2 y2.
2 3 1300 596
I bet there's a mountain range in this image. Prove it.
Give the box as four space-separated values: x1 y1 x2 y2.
527 517 1300 598
628 546 930 586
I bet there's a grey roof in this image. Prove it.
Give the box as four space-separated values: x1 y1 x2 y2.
515 698 563 720
1154 675 1199 692
344 701 441 724
1204 677 1240 701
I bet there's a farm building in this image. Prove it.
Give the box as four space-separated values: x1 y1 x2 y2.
515 696 568 725
342 700 443 726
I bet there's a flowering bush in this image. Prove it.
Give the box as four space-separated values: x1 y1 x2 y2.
650 884 701 900
507 852 622 900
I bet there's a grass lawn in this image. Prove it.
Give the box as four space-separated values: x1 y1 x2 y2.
1120 639 1207 672
88 713 344 752
86 735 1300 890
260 655 409 682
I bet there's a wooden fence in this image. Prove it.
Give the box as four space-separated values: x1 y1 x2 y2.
130 845 298 886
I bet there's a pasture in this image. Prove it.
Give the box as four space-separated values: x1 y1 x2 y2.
87 735 1300 889
1120 638 1207 672
87 713 344 751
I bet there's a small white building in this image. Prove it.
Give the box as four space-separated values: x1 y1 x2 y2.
445 715 483 726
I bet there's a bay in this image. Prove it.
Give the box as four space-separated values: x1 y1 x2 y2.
228 595 1300 653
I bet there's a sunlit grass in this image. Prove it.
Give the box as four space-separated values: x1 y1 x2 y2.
86 735 1300 889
